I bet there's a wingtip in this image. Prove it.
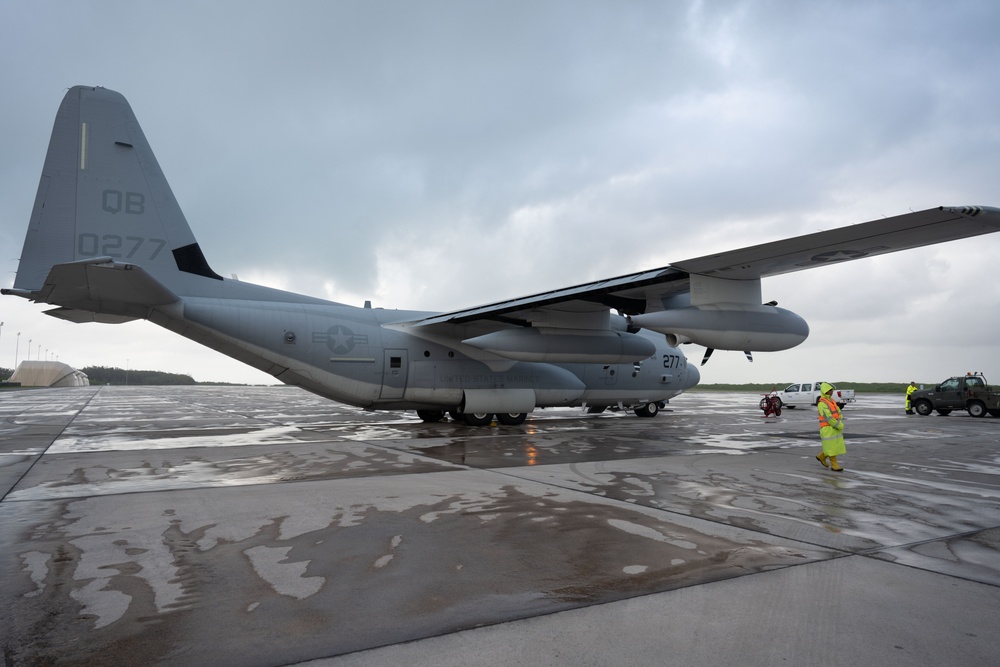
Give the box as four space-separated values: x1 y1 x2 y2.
939 205 1000 218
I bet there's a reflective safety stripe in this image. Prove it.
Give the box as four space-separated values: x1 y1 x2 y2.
817 397 842 427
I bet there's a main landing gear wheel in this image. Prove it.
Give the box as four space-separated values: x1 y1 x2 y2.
496 412 527 426
633 402 659 418
461 412 493 426
416 409 446 423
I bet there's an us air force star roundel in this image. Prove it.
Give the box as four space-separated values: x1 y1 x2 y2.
810 249 868 263
312 325 368 354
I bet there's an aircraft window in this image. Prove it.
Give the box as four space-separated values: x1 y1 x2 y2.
786 384 799 392
390 357 401 368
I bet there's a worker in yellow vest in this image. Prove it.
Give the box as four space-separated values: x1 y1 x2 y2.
815 382 846 472
905 381 918 414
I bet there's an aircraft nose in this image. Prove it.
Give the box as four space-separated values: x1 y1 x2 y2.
685 363 701 388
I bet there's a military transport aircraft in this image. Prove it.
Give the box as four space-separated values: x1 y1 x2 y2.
5 86 1000 425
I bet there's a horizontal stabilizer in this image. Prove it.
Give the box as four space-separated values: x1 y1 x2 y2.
3 257 178 322
43 308 139 324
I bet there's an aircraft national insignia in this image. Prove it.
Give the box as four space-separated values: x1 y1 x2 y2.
313 325 368 354
810 249 868 263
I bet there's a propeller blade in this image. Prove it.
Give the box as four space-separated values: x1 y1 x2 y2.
744 350 753 362
701 348 715 366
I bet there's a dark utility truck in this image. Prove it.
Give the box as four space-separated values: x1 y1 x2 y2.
909 373 1000 418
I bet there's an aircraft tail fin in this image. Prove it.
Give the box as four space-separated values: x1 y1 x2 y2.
11 86 221 298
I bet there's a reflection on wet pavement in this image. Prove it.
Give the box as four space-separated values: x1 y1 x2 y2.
0 386 998 666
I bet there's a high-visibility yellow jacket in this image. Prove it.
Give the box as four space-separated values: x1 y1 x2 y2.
817 394 846 456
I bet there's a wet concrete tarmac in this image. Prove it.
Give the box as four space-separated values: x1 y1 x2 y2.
1 386 998 666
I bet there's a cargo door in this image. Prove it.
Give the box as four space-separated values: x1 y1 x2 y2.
380 349 408 399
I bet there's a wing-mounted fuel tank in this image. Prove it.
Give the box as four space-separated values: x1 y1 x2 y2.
629 303 809 351
628 273 808 352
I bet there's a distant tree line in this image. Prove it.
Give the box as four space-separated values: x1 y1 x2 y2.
693 382 917 394
81 366 196 386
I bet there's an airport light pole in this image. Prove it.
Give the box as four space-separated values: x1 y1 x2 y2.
15 332 20 368
27 339 31 361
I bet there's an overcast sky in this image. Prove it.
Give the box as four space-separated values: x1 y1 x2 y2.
2 1 1000 388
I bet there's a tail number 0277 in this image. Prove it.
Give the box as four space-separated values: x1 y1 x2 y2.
78 233 166 260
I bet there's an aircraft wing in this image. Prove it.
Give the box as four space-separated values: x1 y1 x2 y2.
410 205 1000 328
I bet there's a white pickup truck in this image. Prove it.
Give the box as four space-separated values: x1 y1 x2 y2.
775 382 856 409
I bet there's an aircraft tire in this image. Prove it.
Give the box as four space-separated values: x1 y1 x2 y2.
416 409 446 423
462 412 493 426
496 412 527 426
633 402 659 418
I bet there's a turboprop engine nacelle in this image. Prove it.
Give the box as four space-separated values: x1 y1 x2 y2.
630 304 809 351
462 328 657 363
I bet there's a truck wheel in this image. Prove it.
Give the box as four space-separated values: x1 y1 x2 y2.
913 400 933 416
967 401 987 418
836 403 846 409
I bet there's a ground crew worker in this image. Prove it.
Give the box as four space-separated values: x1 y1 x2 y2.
815 382 846 472
905 381 918 414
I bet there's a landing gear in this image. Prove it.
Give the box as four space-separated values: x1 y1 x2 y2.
461 412 493 426
416 409 446 423
633 402 659 418
496 412 527 426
